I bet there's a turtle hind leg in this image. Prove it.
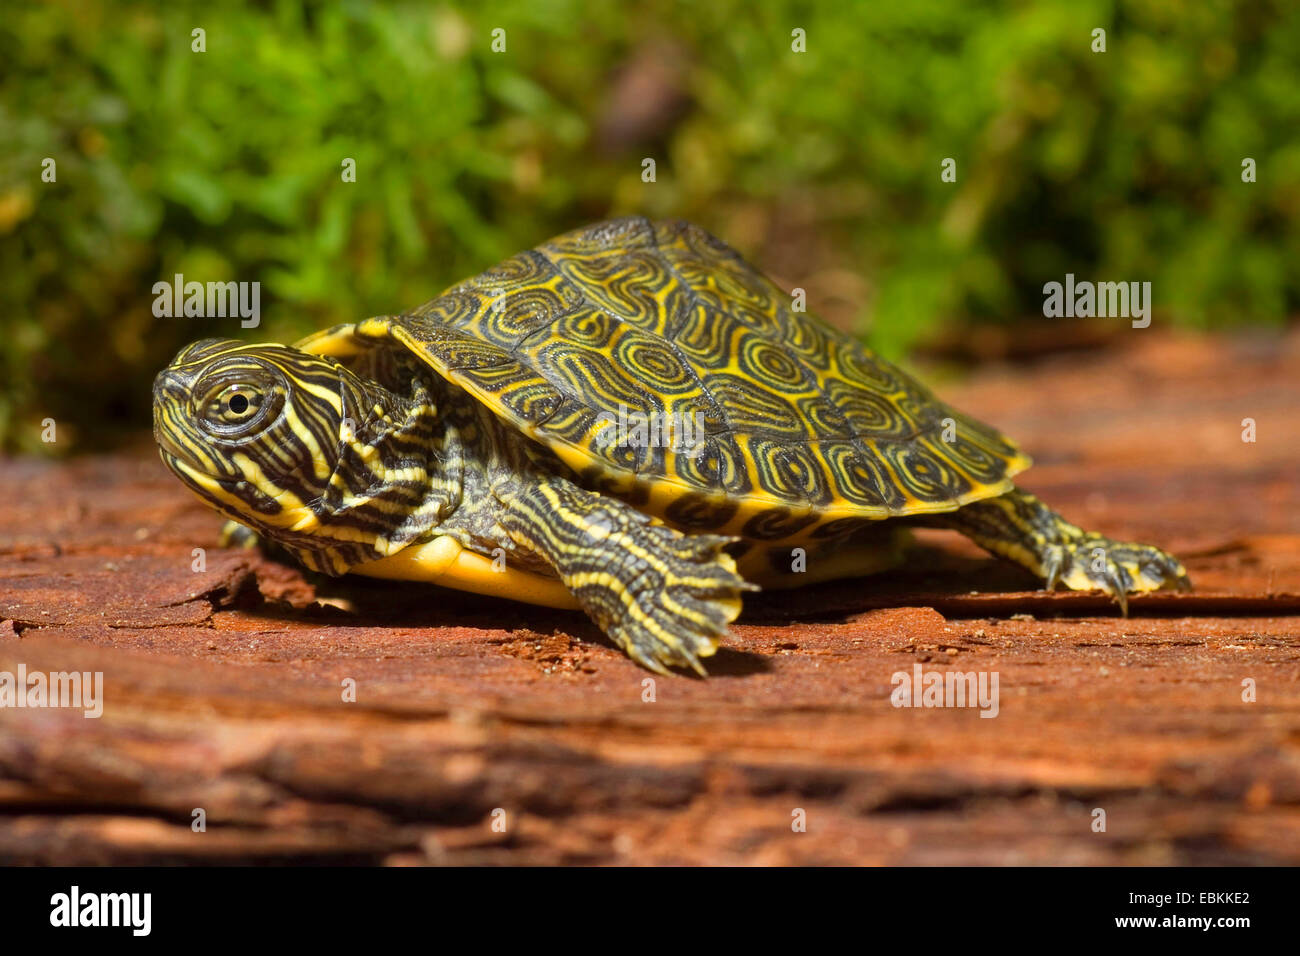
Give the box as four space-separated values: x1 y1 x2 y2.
942 488 1190 613
497 475 756 675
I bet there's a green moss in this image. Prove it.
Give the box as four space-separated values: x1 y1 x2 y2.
1 0 1296 451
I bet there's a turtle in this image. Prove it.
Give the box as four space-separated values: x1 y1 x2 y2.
152 217 1190 674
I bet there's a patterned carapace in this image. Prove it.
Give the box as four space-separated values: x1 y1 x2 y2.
335 217 1031 537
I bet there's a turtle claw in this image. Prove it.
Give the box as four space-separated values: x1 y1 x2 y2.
1041 533 1190 614
1042 550 1065 592
598 529 756 676
625 643 674 678
1111 577 1130 618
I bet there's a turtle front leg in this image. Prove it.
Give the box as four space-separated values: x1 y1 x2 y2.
218 521 301 568
218 520 260 549
943 488 1190 614
496 475 755 675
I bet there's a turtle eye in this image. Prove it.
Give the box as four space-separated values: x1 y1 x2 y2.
205 383 265 429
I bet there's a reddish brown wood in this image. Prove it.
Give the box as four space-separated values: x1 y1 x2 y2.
1 330 1298 864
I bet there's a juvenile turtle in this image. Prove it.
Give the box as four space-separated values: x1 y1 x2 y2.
153 218 1189 674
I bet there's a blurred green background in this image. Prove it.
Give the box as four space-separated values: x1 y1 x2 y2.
2 0 1297 453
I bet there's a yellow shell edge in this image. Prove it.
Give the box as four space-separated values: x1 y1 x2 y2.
351 535 581 610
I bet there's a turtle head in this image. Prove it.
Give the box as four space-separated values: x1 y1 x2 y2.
153 338 446 574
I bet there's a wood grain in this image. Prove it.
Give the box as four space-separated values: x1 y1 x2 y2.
2 330 1297 864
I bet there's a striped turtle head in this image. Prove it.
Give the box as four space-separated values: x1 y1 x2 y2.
153 338 444 574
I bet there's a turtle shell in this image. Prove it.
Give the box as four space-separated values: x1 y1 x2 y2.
318 218 1029 536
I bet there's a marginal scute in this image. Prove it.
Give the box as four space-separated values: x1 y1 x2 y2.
376 216 1030 529
742 508 819 541
745 436 832 506
809 515 878 540
663 493 740 531
818 441 901 510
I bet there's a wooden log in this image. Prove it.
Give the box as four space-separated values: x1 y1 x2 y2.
1 331 1298 864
